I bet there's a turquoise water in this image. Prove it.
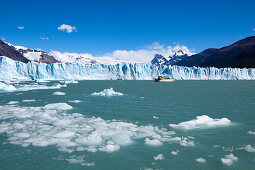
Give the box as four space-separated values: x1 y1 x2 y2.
0 80 255 169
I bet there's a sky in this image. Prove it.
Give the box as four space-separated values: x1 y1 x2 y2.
1 0 255 56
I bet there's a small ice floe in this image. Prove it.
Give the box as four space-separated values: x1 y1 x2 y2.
60 80 78 84
221 153 238 166
169 137 195 147
144 138 163 146
45 103 73 110
53 91 66 95
69 100 81 103
22 100 35 102
196 158 206 163
244 145 255 152
98 141 120 153
15 83 66 92
153 116 159 119
7 101 19 105
91 88 123 97
154 154 164 160
0 82 16 91
171 150 179 155
36 80 50 83
169 115 231 130
247 131 255 135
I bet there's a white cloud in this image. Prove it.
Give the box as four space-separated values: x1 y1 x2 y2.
1 37 5 41
253 28 255 31
102 42 195 63
40 37 49 40
58 24 77 33
50 42 195 64
18 26 24 30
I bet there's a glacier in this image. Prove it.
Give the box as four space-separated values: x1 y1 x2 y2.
0 56 255 80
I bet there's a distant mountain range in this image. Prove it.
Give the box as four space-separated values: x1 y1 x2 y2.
151 36 255 68
1 36 255 68
151 50 189 66
156 36 255 68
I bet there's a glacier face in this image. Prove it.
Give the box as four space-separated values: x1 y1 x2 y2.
0 56 255 80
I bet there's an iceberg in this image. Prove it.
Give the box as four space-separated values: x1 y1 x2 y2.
0 56 255 80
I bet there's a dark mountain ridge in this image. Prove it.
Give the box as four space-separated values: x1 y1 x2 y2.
0 40 30 63
175 36 255 68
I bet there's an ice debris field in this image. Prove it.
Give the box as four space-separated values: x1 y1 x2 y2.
0 80 255 168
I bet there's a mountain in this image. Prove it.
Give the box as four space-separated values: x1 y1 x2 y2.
0 40 30 63
151 54 168 66
175 36 255 68
14 45 59 64
0 40 59 64
151 50 189 66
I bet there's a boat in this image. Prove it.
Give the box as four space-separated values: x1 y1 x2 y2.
154 76 175 82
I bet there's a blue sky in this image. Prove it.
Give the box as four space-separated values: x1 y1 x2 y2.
1 0 255 55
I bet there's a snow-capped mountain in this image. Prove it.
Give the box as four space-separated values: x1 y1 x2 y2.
151 49 189 66
14 45 59 64
1 40 59 64
49 51 123 65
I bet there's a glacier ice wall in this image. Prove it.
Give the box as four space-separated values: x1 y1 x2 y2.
0 56 255 80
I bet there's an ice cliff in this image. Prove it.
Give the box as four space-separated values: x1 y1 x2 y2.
0 56 255 80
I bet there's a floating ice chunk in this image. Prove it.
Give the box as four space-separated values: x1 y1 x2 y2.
66 155 85 164
14 132 30 138
112 132 132 145
154 154 164 160
248 131 255 135
58 147 74 153
99 143 120 152
75 132 102 146
169 115 231 130
196 158 206 163
15 83 66 92
63 80 78 84
45 103 73 110
153 116 159 119
55 130 75 138
221 153 238 166
144 138 163 146
168 137 195 147
81 162 95 167
66 158 83 164
36 80 50 83
0 82 16 91
244 145 255 152
22 100 35 102
69 100 81 103
179 138 195 147
91 88 123 97
7 101 19 105
171 150 179 155
53 91 66 95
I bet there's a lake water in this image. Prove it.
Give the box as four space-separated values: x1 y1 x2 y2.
0 80 255 169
